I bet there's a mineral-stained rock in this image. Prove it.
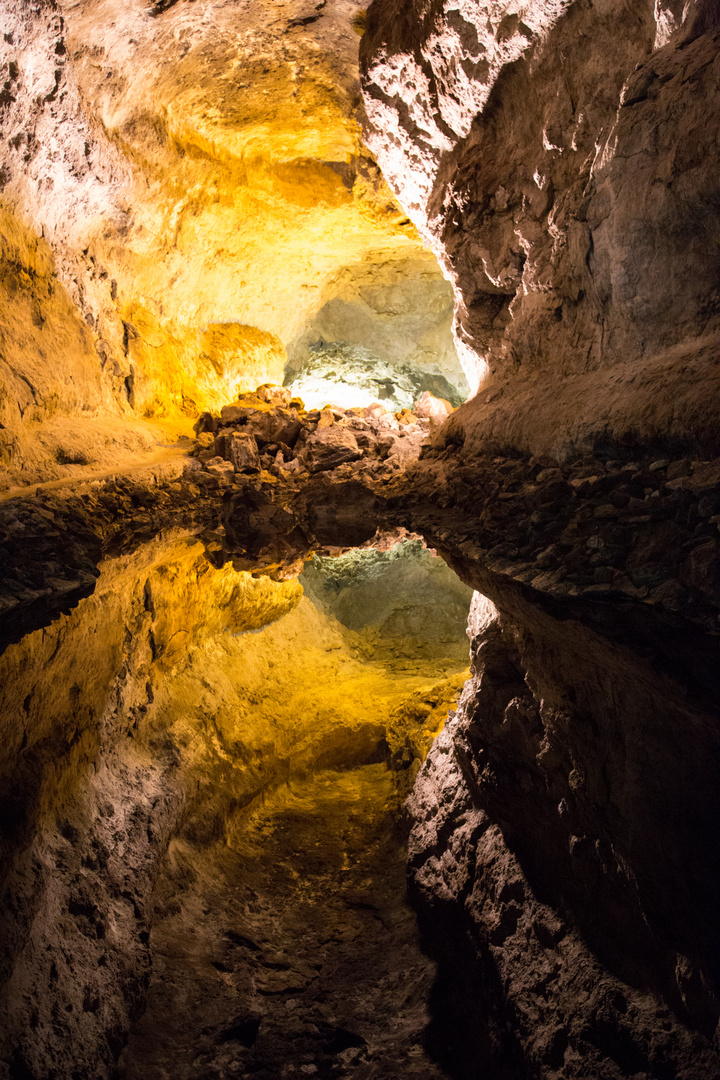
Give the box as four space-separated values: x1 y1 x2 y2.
255 384 292 407
219 404 302 447
206 459 235 482
413 391 453 423
360 0 720 458
1 2 720 1077
407 586 720 1078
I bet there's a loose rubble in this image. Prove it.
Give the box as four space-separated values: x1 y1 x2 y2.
405 446 720 630
190 385 433 484
2 385 719 652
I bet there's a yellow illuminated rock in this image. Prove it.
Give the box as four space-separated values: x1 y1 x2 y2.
0 0 465 486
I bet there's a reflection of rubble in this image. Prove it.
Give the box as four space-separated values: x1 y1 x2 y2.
188 385 446 578
2 380 720 651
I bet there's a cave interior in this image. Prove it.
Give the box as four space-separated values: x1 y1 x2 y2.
1 0 720 1078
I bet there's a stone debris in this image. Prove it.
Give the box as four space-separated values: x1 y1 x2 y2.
2 386 719 652
190 387 436 482
413 390 453 423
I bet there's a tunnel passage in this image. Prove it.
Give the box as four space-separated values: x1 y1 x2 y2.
2 0 720 1077
111 541 473 1080
283 254 469 412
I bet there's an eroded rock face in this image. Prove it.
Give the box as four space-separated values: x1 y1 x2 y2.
0 0 466 487
0 373 719 1075
2 0 720 1073
361 0 720 456
285 252 469 408
0 527 470 1078
358 1 720 1072
408 586 720 1078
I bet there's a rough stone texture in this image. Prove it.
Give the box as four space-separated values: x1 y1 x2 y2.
407 586 720 1078
1 387 719 1078
285 252 469 406
352 4 720 1072
2 0 720 1075
117 766 448 1080
0 0 464 484
0 527 469 1079
286 339 466 413
0 541 302 1080
361 0 720 453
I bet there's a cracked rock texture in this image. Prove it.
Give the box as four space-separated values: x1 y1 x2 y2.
0 522 470 1078
358 0 720 1075
361 0 720 454
407 588 720 1078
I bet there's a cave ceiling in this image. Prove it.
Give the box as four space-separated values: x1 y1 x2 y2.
0 0 465 486
1 1 720 1078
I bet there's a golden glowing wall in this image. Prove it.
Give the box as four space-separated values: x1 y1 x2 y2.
0 0 439 463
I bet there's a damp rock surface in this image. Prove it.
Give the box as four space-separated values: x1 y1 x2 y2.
360 0 720 453
406 594 720 1079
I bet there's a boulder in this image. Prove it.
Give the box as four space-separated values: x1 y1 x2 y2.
220 404 302 447
413 391 453 422
228 432 260 473
301 426 363 472
256 384 292 407
205 458 235 482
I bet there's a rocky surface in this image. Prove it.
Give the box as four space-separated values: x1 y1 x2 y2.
0 0 464 485
4 385 718 661
354 4 720 1069
361 0 720 453
285 339 465 413
0 386 444 651
407 589 720 1078
284 251 469 407
1 0 720 1076
0 484 470 1079
404 447 720 632
2 379 718 1076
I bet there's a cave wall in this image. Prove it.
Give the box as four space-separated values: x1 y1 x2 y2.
357 0 720 1075
0 539 304 1076
361 0 720 456
0 0 466 487
285 251 469 403
0 526 469 1077
1 0 719 1075
408 579 720 1078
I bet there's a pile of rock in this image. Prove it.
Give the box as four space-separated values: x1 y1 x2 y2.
185 384 453 486
186 385 453 487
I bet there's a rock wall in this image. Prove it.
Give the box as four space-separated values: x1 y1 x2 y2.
0 509 470 1078
0 0 466 486
0 540 302 1077
2 0 720 1073
358 0 720 1074
285 251 468 406
408 580 720 1078
361 0 720 455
